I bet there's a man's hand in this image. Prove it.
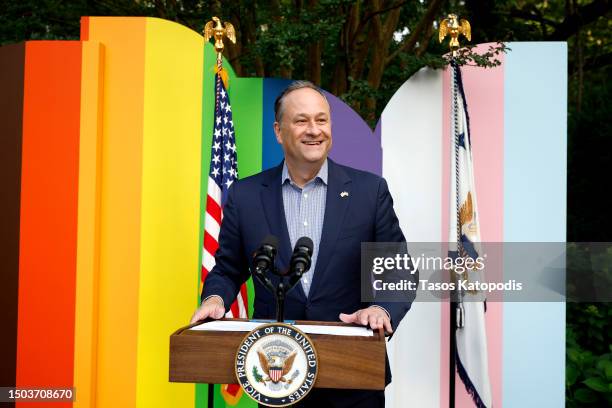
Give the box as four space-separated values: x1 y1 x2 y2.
339 306 393 334
190 296 225 324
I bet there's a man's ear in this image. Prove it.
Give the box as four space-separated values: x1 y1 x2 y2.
273 122 283 145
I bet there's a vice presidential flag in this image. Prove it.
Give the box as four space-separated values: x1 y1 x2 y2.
449 63 493 408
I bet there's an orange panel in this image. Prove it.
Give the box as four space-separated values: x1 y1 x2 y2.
17 41 82 406
84 17 146 408
73 41 104 408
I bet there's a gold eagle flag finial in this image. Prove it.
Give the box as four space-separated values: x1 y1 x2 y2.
203 16 236 63
439 14 471 57
204 16 236 88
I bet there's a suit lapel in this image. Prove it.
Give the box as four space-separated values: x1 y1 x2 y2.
308 160 351 298
260 163 291 268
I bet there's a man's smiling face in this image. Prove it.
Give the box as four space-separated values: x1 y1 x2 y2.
274 87 332 167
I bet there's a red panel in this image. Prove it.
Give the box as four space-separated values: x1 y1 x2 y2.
17 41 82 403
80 17 89 41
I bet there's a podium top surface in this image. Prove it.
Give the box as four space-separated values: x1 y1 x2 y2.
185 319 380 338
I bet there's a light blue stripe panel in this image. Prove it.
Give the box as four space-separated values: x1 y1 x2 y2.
503 42 567 408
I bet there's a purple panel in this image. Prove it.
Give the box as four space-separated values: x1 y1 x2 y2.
374 120 382 176
325 91 382 176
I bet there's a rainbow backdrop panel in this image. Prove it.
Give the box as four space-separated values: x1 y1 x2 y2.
0 16 565 408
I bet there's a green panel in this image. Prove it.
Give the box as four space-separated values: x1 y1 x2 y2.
196 44 263 408
195 384 208 408
214 384 225 406
228 72 263 318
226 71 262 408
229 76 263 178
195 42 212 408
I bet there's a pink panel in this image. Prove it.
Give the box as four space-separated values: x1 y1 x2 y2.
440 44 505 408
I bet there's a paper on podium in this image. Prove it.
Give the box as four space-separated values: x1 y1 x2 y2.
190 320 373 337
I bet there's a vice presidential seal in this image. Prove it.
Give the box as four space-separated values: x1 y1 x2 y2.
235 323 318 407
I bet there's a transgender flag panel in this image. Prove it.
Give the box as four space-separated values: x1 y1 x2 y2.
380 42 566 408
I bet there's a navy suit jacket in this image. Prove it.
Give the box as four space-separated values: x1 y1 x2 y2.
202 159 414 333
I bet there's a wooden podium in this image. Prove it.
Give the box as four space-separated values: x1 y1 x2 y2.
169 319 386 390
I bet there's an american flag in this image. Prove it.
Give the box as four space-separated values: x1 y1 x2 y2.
201 71 248 319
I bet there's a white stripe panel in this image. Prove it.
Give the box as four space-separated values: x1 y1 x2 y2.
202 249 216 273
204 212 221 239
381 67 443 408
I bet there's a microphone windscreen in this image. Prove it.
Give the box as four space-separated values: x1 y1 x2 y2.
262 234 279 249
295 236 314 255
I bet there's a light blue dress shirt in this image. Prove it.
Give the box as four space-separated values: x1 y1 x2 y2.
281 160 328 296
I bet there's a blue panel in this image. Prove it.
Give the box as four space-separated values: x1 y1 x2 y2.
503 42 567 408
262 78 291 170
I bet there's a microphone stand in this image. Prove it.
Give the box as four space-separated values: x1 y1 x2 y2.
276 282 286 323
252 265 291 323
253 266 306 323
251 245 309 322
252 267 276 298
275 266 310 322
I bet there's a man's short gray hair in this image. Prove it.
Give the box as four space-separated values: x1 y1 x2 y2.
274 80 329 122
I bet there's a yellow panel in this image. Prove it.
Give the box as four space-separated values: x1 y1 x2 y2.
136 17 202 407
73 41 104 408
86 17 147 408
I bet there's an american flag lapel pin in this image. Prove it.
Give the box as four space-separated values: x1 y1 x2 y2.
340 191 349 198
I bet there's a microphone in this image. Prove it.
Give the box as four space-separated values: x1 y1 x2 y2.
253 235 278 273
252 235 278 297
289 237 314 277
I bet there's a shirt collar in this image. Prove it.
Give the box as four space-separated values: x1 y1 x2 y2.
282 159 328 186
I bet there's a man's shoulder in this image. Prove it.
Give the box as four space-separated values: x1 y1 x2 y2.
233 165 279 190
332 161 384 187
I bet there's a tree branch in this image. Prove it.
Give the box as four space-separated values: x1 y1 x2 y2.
351 0 408 46
569 51 612 73
507 8 559 28
415 17 435 57
386 0 444 64
550 0 611 40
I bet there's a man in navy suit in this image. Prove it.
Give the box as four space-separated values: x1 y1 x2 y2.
191 81 414 407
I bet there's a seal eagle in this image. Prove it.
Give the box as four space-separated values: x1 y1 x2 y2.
257 350 297 384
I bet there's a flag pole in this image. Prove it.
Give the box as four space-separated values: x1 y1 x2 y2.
202 16 237 408
439 14 471 408
450 58 462 408
450 301 456 408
